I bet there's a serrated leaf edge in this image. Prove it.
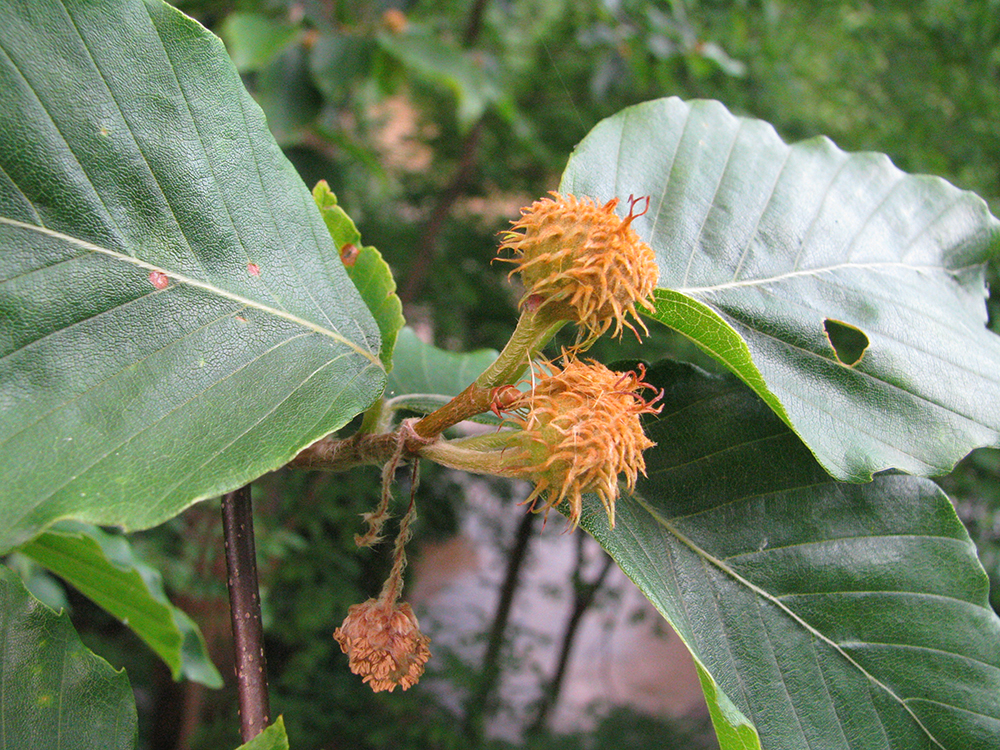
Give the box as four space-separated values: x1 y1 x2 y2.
630 490 948 749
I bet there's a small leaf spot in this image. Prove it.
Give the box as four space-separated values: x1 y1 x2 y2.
247 262 260 276
824 319 869 366
149 271 169 290
340 243 360 267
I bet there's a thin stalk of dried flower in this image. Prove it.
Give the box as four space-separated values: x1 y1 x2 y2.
334 462 431 693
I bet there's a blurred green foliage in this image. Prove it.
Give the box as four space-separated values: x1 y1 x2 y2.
87 0 996 746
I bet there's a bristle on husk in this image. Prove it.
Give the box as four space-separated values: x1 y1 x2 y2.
499 192 659 347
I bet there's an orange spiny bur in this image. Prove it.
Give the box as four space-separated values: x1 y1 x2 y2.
502 354 662 529
498 193 659 347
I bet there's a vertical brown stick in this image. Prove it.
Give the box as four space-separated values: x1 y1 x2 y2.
463 509 537 741
221 485 271 742
399 120 484 304
528 537 615 735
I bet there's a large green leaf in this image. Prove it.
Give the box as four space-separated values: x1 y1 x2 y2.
19 521 222 687
560 97 1000 481
582 360 1000 750
0 0 385 552
0 564 137 750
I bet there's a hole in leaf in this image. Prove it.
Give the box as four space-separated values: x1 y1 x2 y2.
824 319 869 366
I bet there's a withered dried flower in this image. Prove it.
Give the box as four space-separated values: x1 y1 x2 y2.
503 355 662 528
498 192 659 345
334 598 431 693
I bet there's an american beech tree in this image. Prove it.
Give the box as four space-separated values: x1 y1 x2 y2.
2 2 999 749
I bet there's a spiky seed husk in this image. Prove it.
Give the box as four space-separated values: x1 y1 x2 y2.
504 356 662 528
498 192 659 346
334 598 431 693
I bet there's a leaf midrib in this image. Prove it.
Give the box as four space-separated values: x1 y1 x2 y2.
0 217 383 367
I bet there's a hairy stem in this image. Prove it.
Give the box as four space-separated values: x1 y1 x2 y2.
289 430 398 471
413 308 563 438
221 485 270 742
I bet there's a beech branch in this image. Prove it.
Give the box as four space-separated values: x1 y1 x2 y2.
221 485 271 742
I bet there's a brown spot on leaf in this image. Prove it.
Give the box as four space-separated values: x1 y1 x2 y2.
340 243 360 267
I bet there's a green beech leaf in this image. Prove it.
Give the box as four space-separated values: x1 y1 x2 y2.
218 13 300 73
383 326 498 416
560 97 1000 481
0 565 137 750
313 181 404 369
235 716 289 750
19 522 222 687
376 28 504 131
0 0 385 552
696 663 761 750
582 360 1000 750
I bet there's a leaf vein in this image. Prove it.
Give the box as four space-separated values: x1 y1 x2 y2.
0 217 381 363
147 353 378 520
0 160 42 226
3 330 315 538
635 494 949 749
791 150 853 272
0 32 121 249
0 294 245 450
730 147 793 282
681 117 744 288
146 2 291 313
